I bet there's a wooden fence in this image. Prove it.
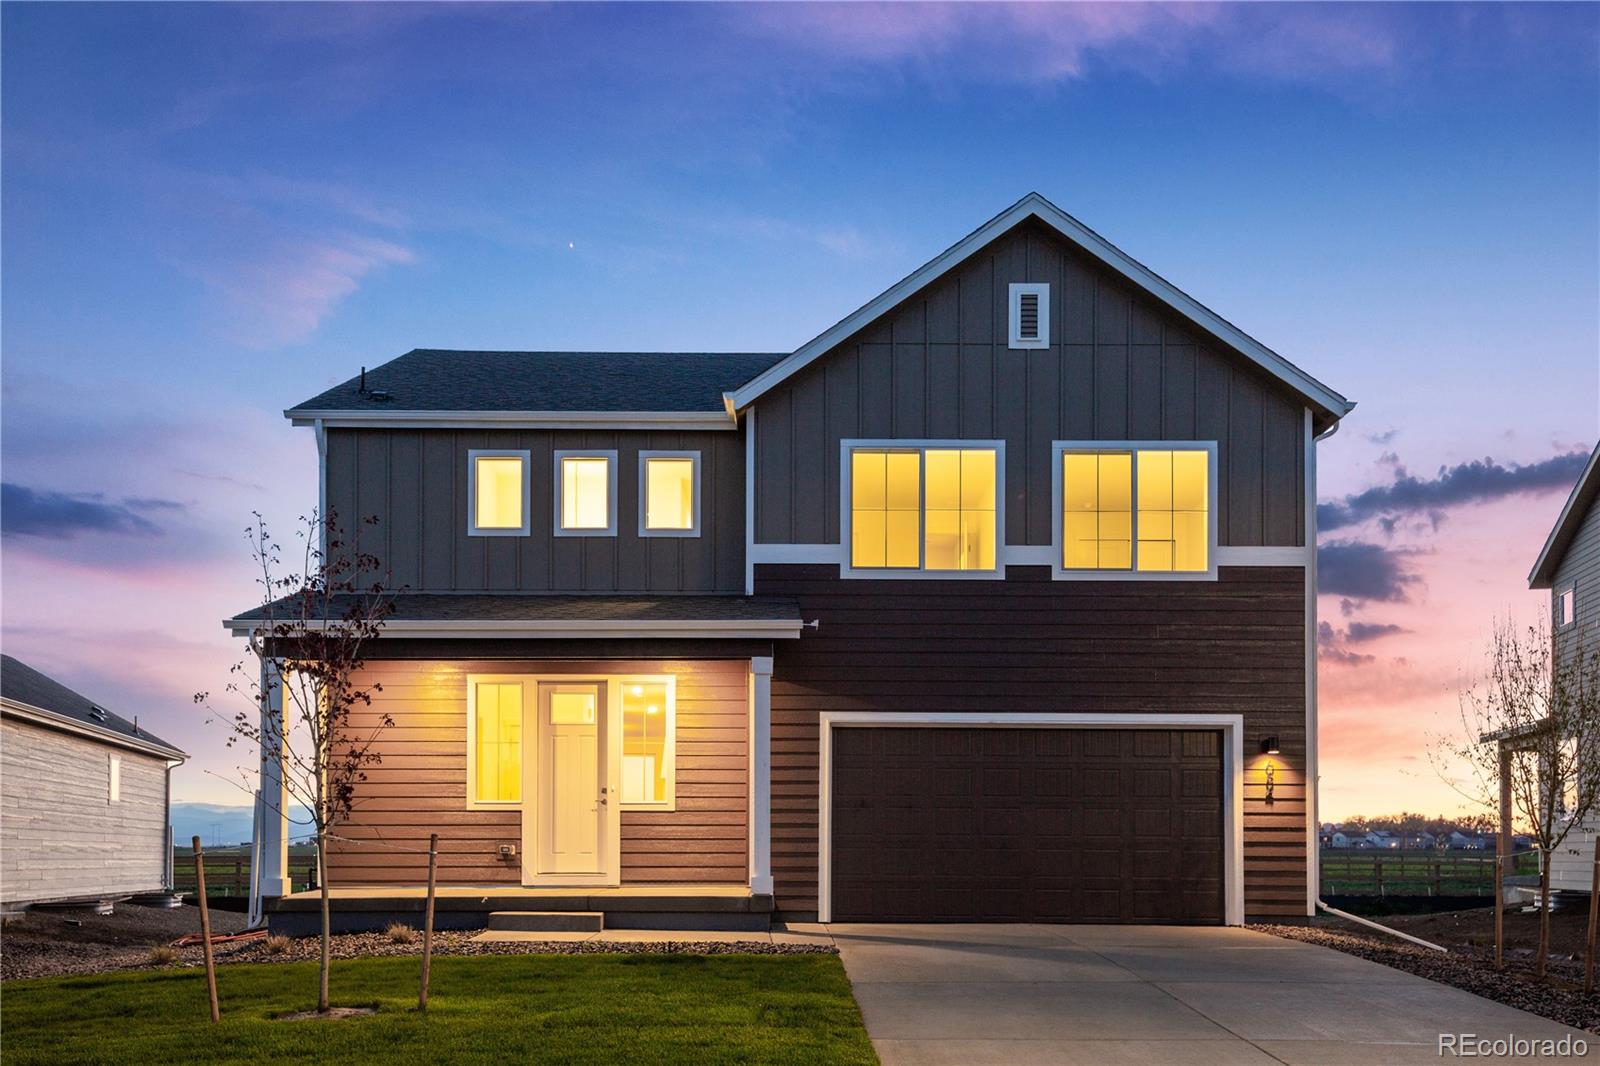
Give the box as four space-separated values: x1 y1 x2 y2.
1319 849 1537 897
171 857 317 897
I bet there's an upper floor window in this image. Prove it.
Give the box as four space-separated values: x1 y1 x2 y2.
1008 282 1049 349
1054 442 1216 579
639 452 700 537
555 450 617 536
844 441 1001 576
468 450 530 536
1558 584 1576 629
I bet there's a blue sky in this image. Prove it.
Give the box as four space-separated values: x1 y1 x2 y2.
3 2 1597 814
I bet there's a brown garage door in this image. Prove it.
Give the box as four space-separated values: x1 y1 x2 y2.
830 727 1224 923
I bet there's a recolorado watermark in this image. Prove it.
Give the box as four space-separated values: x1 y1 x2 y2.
1439 1033 1588 1058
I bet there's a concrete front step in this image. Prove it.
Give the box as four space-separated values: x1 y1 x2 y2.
487 910 604 933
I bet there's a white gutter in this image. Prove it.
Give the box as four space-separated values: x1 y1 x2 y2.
286 409 737 431
0 698 188 761
223 617 804 640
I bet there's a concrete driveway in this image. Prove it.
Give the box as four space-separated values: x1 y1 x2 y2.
821 923 1594 1065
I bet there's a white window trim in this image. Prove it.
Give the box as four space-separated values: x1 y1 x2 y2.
465 672 676 813
466 674 528 812
108 753 121 804
839 438 1007 580
553 449 618 537
815 711 1246 926
467 449 532 537
638 450 702 538
1051 440 1220 582
1008 282 1050 350
1557 582 1577 630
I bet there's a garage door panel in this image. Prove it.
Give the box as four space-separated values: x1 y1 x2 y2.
830 727 1224 924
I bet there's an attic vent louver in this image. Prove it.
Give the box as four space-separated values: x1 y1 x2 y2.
1008 283 1049 350
88 707 109 722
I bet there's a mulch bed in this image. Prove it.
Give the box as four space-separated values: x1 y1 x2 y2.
1257 921 1600 1033
1 904 832 982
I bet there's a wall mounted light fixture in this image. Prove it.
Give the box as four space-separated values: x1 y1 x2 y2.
1261 736 1280 804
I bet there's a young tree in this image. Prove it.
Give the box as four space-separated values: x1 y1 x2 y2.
197 511 395 1012
1434 618 1600 979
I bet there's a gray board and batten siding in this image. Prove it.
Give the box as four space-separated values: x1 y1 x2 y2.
324 428 747 594
753 219 1307 550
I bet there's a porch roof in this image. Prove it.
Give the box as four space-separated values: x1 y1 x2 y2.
225 593 805 640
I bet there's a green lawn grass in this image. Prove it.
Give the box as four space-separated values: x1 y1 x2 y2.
2 954 877 1066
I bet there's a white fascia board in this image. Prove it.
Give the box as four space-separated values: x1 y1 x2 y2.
1529 442 1600 588
0 698 188 761
285 409 737 431
223 617 803 640
727 192 1354 423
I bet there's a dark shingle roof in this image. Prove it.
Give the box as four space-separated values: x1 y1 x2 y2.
0 655 185 757
229 593 800 625
289 350 788 414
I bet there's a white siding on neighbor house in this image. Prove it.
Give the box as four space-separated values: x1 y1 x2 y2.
0 717 171 904
1551 493 1600 893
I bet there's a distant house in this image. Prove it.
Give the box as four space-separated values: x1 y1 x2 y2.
1446 830 1488 850
1402 831 1437 850
1328 830 1364 849
1366 831 1402 850
1529 443 1600 892
0 656 186 908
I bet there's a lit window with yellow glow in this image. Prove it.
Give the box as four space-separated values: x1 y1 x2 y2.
621 680 673 807
468 450 529 535
1058 445 1211 575
849 445 1000 572
470 680 523 805
1136 450 1209 572
641 453 698 535
556 451 616 536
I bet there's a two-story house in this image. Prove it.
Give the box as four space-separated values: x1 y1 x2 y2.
230 193 1353 932
1528 441 1600 893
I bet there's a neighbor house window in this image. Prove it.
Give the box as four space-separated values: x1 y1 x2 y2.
1558 585 1576 629
468 450 531 536
468 679 523 806
620 679 675 809
1055 443 1215 576
639 452 700 536
108 754 121 804
845 442 1000 574
554 450 617 536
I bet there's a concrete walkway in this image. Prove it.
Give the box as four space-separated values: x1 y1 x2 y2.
822 923 1595 1065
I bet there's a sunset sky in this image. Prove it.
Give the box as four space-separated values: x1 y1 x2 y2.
3 3 1597 820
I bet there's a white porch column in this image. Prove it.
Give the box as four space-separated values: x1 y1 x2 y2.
257 656 292 898
748 656 774 896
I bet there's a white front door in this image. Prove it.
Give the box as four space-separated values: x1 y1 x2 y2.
524 681 612 883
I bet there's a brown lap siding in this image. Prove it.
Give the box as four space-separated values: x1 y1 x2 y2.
756 563 1310 919
327 658 749 887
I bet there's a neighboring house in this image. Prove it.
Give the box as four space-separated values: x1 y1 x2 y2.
1366 831 1401 850
1529 442 1600 892
1445 831 1488 851
1402 831 1438 850
230 192 1353 930
0 655 187 907
1327 831 1363 849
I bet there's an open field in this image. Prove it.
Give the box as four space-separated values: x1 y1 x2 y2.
2 954 876 1066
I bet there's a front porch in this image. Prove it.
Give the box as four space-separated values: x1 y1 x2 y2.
266 884 774 935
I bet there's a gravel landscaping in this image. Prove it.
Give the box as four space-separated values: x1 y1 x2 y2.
1 903 833 982
1258 918 1600 1034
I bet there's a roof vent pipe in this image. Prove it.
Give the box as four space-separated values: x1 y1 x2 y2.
358 366 367 394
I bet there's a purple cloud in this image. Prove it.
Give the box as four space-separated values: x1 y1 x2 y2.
1 483 179 539
1319 449 1591 533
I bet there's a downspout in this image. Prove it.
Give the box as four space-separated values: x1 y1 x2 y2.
1315 900 1448 953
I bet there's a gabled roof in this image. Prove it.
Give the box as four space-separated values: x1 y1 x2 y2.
725 192 1355 432
0 655 186 759
1529 442 1600 588
287 350 785 428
